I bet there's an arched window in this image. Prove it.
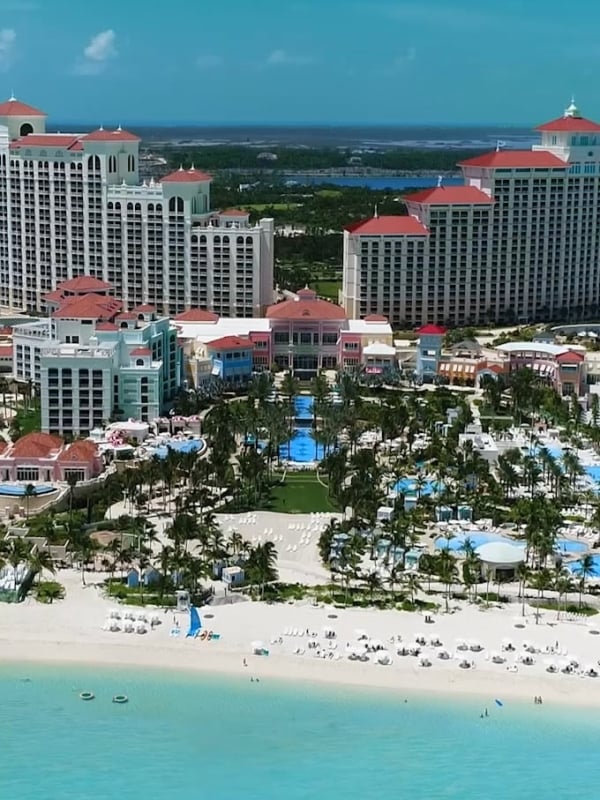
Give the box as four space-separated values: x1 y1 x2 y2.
148 203 154 212
114 202 121 211
168 196 184 213
88 155 100 171
156 204 162 212
135 203 141 212
136 359 144 366
214 235 221 244
107 202 113 210
223 235 229 244
246 236 253 245
128 154 135 171
120 321 128 329
191 235 197 244
108 155 117 173
200 235 207 244
127 202 133 211
237 236 244 245
19 122 33 137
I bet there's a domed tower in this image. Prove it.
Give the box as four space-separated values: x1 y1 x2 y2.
0 94 47 140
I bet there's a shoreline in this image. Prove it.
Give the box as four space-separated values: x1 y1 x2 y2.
1 633 598 709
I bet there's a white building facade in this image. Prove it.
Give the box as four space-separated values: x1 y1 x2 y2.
0 97 274 318
342 101 600 328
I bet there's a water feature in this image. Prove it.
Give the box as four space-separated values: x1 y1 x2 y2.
394 477 444 496
148 439 206 459
568 554 600 576
0 484 57 497
280 395 324 463
2 663 600 799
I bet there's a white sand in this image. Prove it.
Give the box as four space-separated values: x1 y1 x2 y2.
2 570 600 707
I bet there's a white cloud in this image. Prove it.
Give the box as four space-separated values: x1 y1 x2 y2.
75 29 117 75
266 49 315 66
196 54 223 69
0 28 16 71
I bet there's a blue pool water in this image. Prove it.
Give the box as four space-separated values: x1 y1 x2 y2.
294 395 314 420
2 663 600 799
568 554 600 576
280 428 324 462
0 484 56 496
395 477 444 496
556 539 588 555
585 465 600 484
152 439 205 459
435 531 508 551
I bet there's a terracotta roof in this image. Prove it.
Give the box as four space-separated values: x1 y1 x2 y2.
115 311 138 321
57 440 98 463
42 289 65 304
418 324 446 335
132 304 156 313
0 441 8 455
267 293 347 321
556 350 585 363
459 151 567 169
173 308 219 322
10 134 83 150
346 215 429 235
130 347 152 357
161 167 212 183
11 432 62 458
364 315 388 322
0 97 46 117
536 116 600 132
406 186 494 204
83 128 140 142
219 208 249 216
96 321 118 331
0 344 12 358
206 335 253 350
53 294 122 320
58 276 112 292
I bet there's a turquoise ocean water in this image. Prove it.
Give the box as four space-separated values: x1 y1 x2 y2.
1 662 597 799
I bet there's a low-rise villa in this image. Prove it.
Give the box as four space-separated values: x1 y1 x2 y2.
0 432 103 483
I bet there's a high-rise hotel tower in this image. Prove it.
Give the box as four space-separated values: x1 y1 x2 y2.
343 101 600 327
0 96 274 316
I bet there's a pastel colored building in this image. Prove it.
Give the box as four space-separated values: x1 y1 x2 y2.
266 288 347 377
0 433 102 483
496 342 586 396
205 335 255 385
416 325 446 380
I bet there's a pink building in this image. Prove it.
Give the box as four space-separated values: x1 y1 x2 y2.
0 433 103 482
266 288 347 377
496 342 586 396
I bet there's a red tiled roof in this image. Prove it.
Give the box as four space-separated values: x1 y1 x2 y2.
132 304 156 313
130 347 152 356
406 186 494 204
96 322 118 331
556 350 585 363
206 335 253 349
11 432 62 458
42 289 65 304
70 141 84 151
418 324 446 335
57 439 98 463
10 134 82 150
161 167 212 183
536 116 600 132
267 294 347 321
83 128 140 142
0 98 45 117
346 215 429 235
173 308 219 322
115 311 137 320
459 150 567 169
53 294 122 320
297 287 316 298
58 276 112 292
219 208 249 216
364 315 388 322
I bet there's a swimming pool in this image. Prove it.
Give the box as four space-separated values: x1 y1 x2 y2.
567 554 600 577
585 465 600 484
555 539 588 555
435 531 509 551
294 395 314 421
0 484 57 497
150 439 206 459
280 428 324 463
395 478 444 496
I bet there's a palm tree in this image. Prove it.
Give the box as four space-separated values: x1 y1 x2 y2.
23 483 35 519
362 569 382 604
0 537 30 590
437 550 458 613
247 541 278 599
29 547 55 586
576 553 596 607
404 573 422 605
516 562 531 617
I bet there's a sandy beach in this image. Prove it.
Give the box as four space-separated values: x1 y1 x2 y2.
2 569 600 708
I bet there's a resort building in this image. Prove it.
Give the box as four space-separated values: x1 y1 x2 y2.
12 279 182 435
0 96 274 317
0 432 102 482
495 342 586 396
342 100 600 327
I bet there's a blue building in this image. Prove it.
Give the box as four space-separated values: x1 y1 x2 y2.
205 335 254 385
415 324 446 381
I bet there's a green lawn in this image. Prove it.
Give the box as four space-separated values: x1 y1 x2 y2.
269 471 339 514
245 202 302 212
313 280 341 301
315 189 342 198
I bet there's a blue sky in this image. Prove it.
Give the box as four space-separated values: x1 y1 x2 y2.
1 0 600 125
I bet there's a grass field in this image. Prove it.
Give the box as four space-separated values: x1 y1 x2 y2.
315 189 342 198
269 471 339 514
245 203 302 212
312 280 341 301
